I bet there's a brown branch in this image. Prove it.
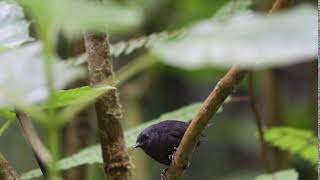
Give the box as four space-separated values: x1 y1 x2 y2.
165 66 248 180
248 73 272 172
84 32 132 180
268 0 294 14
16 112 51 177
0 152 20 180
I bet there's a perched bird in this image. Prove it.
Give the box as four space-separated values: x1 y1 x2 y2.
134 120 189 165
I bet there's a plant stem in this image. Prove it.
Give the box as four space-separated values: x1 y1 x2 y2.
47 125 60 180
248 73 272 172
40 28 61 179
84 32 132 180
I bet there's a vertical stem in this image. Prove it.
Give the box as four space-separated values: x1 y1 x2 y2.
248 73 272 172
84 32 132 180
47 125 61 180
262 0 294 171
40 27 61 180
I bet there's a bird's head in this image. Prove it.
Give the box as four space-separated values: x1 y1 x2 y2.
134 131 152 149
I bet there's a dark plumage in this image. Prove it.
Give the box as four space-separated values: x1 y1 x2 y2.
134 120 189 165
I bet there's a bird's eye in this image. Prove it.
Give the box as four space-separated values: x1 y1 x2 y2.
143 134 149 139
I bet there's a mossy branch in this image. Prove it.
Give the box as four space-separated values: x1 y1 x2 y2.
0 152 20 180
84 32 132 180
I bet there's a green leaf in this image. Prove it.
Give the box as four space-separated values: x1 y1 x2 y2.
264 127 318 166
46 86 114 109
0 107 16 136
17 0 142 36
55 85 116 125
0 107 15 121
255 169 298 180
153 5 317 69
0 1 32 49
22 101 223 179
0 42 85 107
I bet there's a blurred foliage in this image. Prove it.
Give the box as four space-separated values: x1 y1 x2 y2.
255 169 298 180
17 0 142 38
0 1 32 49
264 127 318 166
153 5 317 70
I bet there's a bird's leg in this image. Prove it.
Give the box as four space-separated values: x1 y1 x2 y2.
169 147 191 170
160 168 168 180
168 147 177 162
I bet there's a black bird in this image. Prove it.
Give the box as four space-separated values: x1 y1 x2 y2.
134 120 189 165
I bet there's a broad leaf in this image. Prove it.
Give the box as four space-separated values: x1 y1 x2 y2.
47 86 115 109
255 169 298 180
0 42 85 107
0 1 32 49
18 0 142 36
153 5 317 69
264 127 318 166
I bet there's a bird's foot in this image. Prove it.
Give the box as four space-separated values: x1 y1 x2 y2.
168 147 177 163
160 168 168 180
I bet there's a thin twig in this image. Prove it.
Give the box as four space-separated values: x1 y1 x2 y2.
16 112 51 177
248 73 272 172
269 0 294 14
0 152 20 180
165 66 248 180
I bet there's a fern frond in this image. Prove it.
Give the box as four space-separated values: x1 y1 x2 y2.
264 127 318 166
66 31 177 66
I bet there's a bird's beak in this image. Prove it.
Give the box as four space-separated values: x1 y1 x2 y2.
133 142 142 148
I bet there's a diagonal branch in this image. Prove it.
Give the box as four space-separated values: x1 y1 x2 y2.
16 112 51 177
0 152 20 180
165 66 248 180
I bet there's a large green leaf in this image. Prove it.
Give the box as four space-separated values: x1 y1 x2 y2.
0 42 85 107
0 1 32 49
22 101 223 179
46 86 114 109
264 127 318 166
0 85 115 133
17 0 142 36
153 5 317 69
255 169 298 180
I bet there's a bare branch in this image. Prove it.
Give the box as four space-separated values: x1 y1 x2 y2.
165 66 248 180
16 112 51 177
0 152 20 180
